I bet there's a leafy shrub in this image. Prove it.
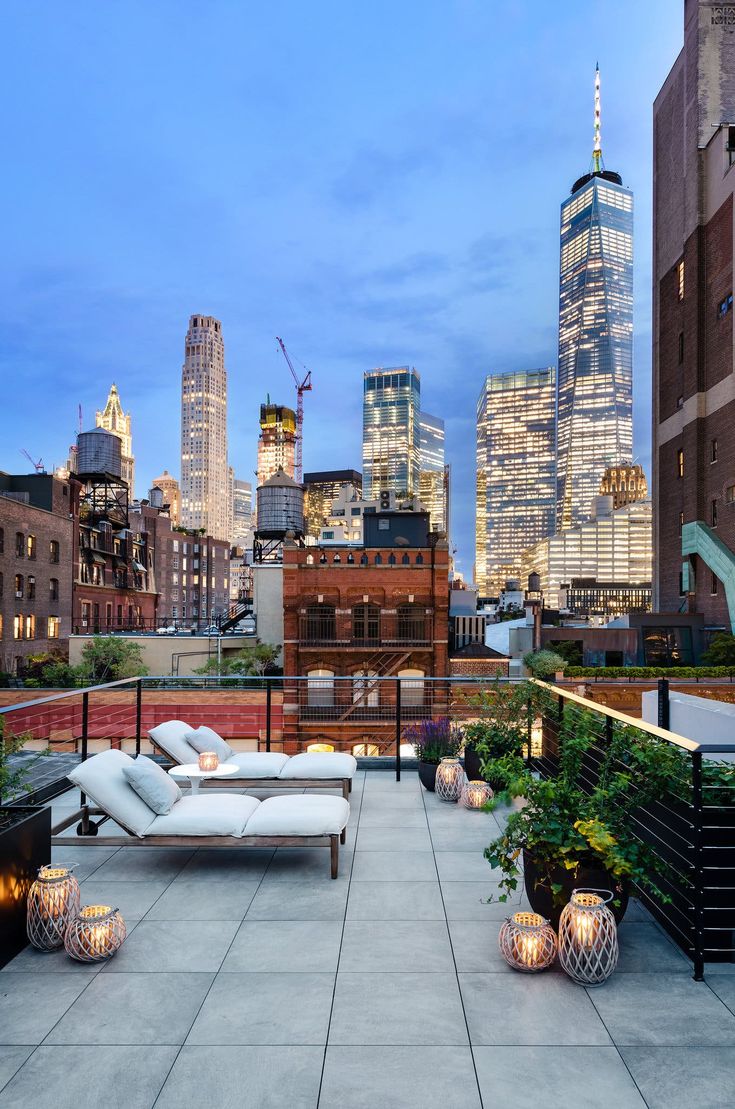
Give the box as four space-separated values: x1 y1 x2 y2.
566 666 735 679
523 650 566 678
404 717 463 765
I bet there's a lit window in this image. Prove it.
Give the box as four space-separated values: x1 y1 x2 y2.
677 260 685 301
676 449 684 478
48 616 60 639
25 615 35 640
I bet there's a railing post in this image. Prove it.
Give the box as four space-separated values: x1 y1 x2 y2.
691 751 705 981
265 679 272 753
80 690 89 810
657 679 670 730
135 678 142 757
395 677 402 782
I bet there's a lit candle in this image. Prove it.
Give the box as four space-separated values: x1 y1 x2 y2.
558 889 619 986
27 865 81 950
198 751 219 772
570 893 603 948
499 911 557 973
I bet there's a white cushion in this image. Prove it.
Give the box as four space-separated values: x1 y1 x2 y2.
148 720 197 765
279 752 357 780
122 755 182 815
185 726 234 762
224 753 290 778
68 750 156 838
244 795 350 836
147 794 260 837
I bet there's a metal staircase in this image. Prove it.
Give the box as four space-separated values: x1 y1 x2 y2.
219 601 253 634
336 651 411 722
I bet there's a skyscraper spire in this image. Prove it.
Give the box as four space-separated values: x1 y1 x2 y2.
592 62 602 173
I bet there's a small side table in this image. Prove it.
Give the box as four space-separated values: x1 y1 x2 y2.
168 763 239 796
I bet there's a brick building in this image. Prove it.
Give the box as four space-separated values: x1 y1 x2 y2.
0 474 74 674
653 1 735 633
281 514 449 753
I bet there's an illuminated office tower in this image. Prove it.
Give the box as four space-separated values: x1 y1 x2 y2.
232 476 253 546
180 314 230 540
418 412 448 533
556 67 633 531
362 367 421 499
96 384 134 495
257 403 296 487
476 368 556 597
151 470 181 526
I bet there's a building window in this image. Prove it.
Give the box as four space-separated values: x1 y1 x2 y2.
415 554 424 565
676 449 684 478
26 575 35 600
727 485 735 504
48 616 60 639
397 603 426 642
679 512 684 535
26 535 36 560
13 615 23 640
677 259 685 301
49 578 59 602
49 540 59 563
676 395 684 409
307 669 335 707
678 332 684 364
0 527 4 553
718 293 733 318
711 572 719 596
14 574 23 598
353 603 380 644
0 571 3 598
712 499 718 528
711 438 718 463
402 554 410 565
25 615 35 640
398 667 425 707
15 532 24 558
305 604 336 642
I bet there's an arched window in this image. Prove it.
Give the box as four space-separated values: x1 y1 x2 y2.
26 575 36 600
402 553 410 565
353 741 380 757
319 553 328 564
49 539 60 563
26 535 36 560
388 553 396 565
360 553 368 566
305 603 336 643
347 552 355 564
49 578 59 602
397 603 426 642
415 553 424 565
352 603 380 645
306 554 314 565
374 553 382 565
353 669 379 708
307 668 335 707
398 667 425 708
14 574 23 598
333 553 341 564
15 532 24 558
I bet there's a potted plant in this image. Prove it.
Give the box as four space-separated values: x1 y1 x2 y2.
484 707 682 927
461 679 542 787
523 649 567 681
405 717 463 791
0 719 51 967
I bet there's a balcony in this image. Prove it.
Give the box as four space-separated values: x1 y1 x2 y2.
299 606 432 648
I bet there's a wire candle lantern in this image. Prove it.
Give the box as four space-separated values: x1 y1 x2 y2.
26 865 81 950
64 905 127 962
558 889 619 986
461 779 494 810
499 911 557 972
435 758 465 802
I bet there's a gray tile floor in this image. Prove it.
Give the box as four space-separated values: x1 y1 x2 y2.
1 771 735 1107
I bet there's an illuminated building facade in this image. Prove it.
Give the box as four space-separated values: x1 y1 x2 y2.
232 476 253 547
418 412 449 534
476 367 556 597
556 67 634 532
362 368 420 499
96 384 134 495
521 497 652 611
180 314 230 540
303 470 362 539
257 404 296 488
151 471 181 527
599 463 648 510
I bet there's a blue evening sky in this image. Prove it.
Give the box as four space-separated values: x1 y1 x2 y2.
0 1 682 576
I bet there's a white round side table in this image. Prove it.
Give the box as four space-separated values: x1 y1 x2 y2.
168 763 239 795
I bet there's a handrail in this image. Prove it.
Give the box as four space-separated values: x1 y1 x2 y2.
0 675 140 715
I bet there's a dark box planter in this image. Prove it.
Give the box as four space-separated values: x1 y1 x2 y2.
523 849 629 930
0 806 52 968
418 762 438 791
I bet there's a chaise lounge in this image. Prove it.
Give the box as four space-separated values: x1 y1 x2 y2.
148 720 357 799
52 749 350 877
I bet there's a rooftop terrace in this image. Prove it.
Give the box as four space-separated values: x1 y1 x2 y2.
2 770 735 1108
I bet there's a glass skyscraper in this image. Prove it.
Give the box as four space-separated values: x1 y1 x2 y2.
418 411 448 533
362 367 420 499
556 68 633 532
476 367 556 597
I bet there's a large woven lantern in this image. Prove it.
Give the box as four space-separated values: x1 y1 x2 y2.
27 865 81 950
435 758 464 802
64 905 126 962
461 779 493 810
558 889 619 986
499 911 557 972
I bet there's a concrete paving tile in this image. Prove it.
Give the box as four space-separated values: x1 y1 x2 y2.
50 844 121 881
708 974 735 1013
441 881 521 920
620 1046 735 1108
588 974 735 1046
155 1046 323 1109
101 919 239 973
46 971 214 1045
177 846 274 881
245 879 349 920
474 1046 646 1107
221 920 342 972
0 1048 33 1095
329 972 468 1046
89 846 194 882
616 923 691 973
346 881 446 921
351 851 437 882
0 974 90 1045
319 1046 481 1108
261 845 353 882
357 809 429 829
355 826 432 851
0 1045 177 1109
340 921 454 972
187 972 334 1045
143 879 260 921
78 879 170 921
460 973 612 1046
435 850 493 882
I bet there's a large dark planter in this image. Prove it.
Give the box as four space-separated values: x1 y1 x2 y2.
0 806 52 968
463 747 483 782
418 761 438 792
523 849 629 930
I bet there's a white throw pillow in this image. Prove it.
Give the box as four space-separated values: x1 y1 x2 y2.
123 755 182 815
184 726 234 762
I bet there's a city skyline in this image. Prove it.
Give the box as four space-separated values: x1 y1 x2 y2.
0 2 682 576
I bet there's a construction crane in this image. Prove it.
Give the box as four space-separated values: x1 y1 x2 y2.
276 337 312 484
20 449 45 473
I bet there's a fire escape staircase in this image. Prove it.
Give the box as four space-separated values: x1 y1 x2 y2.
335 651 412 722
219 601 253 634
